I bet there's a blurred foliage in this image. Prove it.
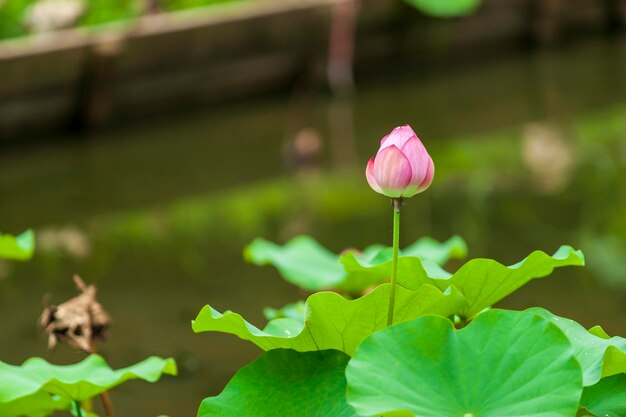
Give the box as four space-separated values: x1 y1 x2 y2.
160 0 245 12
0 0 247 40
0 229 35 261
81 0 141 27
0 0 482 40
0 0 31 39
404 0 481 17
14 103 623 287
263 300 306 322
244 235 467 292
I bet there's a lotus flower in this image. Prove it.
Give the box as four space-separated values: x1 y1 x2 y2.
366 125 434 198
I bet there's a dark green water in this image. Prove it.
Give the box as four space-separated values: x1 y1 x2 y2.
1 35 626 416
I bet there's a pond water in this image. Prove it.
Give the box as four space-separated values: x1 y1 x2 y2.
1 35 625 416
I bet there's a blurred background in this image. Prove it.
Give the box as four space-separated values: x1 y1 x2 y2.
1 0 626 416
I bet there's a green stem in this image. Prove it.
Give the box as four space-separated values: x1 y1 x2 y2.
73 400 84 417
387 198 401 327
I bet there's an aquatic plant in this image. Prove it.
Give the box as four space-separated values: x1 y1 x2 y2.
0 229 35 261
193 125 625 417
0 355 177 417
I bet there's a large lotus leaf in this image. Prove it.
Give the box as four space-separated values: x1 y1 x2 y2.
442 246 585 317
193 283 468 355
343 245 584 318
0 355 177 417
198 349 357 417
580 374 626 417
0 229 35 261
244 235 467 292
528 308 626 386
404 0 481 17
346 309 582 417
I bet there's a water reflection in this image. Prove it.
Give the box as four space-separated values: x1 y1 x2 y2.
0 36 625 417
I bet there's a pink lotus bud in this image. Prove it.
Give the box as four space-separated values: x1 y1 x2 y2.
365 125 434 198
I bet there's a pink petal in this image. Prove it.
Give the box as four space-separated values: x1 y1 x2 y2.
365 157 383 194
418 157 435 190
373 146 412 198
401 136 431 184
401 160 434 198
379 125 418 153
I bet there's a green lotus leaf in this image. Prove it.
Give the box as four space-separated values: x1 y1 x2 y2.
245 236 343 290
440 246 585 317
346 309 582 417
528 308 626 386
343 245 584 318
335 236 465 293
404 0 481 17
588 325 611 339
0 391 69 417
244 235 467 292
370 235 468 266
193 283 468 355
340 252 435 293
0 355 177 417
0 229 35 261
263 300 306 322
198 349 357 417
580 374 626 417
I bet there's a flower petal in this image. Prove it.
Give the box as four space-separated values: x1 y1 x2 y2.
365 158 383 194
373 146 412 198
379 125 417 153
401 136 431 184
418 157 435 190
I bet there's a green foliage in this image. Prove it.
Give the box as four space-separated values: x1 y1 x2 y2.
403 0 481 17
345 309 582 417
0 0 249 41
581 374 626 417
0 229 35 261
198 349 356 417
245 236 344 291
161 0 246 12
197 234 624 416
193 283 467 355
433 246 585 318
345 245 584 318
0 0 33 39
528 308 626 386
263 300 305 322
247 235 583 314
244 235 467 292
0 354 177 417
81 0 141 27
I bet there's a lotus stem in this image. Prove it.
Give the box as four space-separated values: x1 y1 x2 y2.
100 391 115 417
73 401 84 417
87 342 116 417
387 198 402 326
